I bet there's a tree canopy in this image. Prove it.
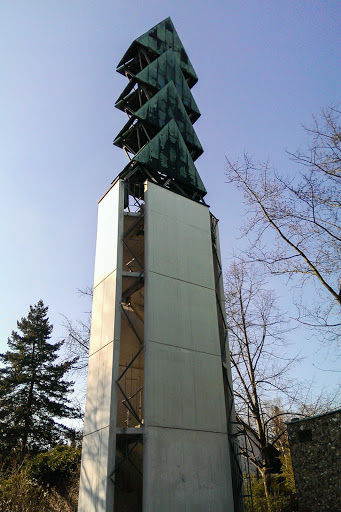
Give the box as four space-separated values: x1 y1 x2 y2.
0 300 78 462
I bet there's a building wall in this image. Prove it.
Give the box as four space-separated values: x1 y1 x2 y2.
287 409 341 512
78 179 236 511
78 180 124 512
143 182 235 512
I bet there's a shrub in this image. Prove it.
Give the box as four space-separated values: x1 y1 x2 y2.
0 445 81 512
28 444 81 491
0 468 49 512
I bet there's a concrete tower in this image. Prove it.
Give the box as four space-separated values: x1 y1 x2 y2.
78 18 241 512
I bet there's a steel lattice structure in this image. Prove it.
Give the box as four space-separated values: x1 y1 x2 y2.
113 17 206 204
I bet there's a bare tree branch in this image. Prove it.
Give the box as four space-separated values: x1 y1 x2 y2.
225 260 298 499
225 105 341 345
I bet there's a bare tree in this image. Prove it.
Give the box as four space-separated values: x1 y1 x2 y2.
62 287 92 378
225 106 341 343
225 261 299 502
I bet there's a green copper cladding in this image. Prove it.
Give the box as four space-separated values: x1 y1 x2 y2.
123 120 206 195
133 119 206 194
114 81 203 161
116 49 200 122
117 17 198 87
114 17 206 201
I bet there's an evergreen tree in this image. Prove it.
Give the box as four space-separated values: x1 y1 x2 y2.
0 301 78 462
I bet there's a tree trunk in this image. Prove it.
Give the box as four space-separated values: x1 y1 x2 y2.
21 375 35 461
259 467 272 511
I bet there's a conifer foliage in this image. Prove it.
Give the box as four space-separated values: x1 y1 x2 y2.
0 301 78 462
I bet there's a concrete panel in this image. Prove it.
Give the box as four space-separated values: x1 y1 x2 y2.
146 181 211 231
78 427 113 512
146 272 220 355
146 211 214 288
145 182 215 290
89 271 118 356
144 342 227 433
79 181 124 512
143 183 235 510
83 341 117 436
143 426 234 512
94 182 122 287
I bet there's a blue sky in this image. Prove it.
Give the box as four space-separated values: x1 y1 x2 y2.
1 1 340 400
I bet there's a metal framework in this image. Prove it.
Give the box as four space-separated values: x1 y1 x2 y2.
110 183 145 511
113 17 206 206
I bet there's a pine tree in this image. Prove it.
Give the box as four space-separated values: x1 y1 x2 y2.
0 300 78 462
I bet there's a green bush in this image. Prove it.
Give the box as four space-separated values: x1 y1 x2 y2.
0 468 49 512
28 444 81 491
0 445 81 512
246 473 298 512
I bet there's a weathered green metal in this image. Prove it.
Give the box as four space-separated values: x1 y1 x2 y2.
114 18 206 201
117 17 198 86
116 49 200 122
131 119 206 194
114 81 203 160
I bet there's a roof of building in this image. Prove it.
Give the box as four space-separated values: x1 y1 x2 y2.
287 407 341 425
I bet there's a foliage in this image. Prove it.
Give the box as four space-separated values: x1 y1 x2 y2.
28 444 81 491
0 445 81 512
226 106 341 344
0 300 79 463
279 445 296 497
245 431 297 511
247 472 297 512
0 467 50 512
